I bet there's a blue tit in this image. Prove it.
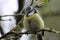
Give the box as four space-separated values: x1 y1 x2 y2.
23 6 44 33
23 6 44 40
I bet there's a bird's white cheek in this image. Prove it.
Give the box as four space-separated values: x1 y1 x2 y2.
28 11 34 16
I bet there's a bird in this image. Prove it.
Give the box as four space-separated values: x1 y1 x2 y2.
23 6 44 40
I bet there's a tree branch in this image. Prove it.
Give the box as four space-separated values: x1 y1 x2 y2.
0 28 60 39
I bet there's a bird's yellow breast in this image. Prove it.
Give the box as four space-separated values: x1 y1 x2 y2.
24 13 40 21
23 13 44 30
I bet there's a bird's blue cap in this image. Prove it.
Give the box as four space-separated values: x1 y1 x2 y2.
26 6 37 13
26 6 31 11
26 6 33 13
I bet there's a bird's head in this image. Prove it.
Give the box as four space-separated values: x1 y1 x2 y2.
25 6 37 17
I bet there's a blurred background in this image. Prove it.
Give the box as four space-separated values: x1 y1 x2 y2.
37 0 60 40
0 0 60 40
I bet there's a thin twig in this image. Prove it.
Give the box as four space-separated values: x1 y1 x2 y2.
0 14 24 17
0 28 60 39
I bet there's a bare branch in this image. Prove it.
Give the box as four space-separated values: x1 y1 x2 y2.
0 14 24 17
0 28 60 40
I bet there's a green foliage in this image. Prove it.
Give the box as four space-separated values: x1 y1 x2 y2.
11 25 21 32
43 0 49 5
16 25 21 31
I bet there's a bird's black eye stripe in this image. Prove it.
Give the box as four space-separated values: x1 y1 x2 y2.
27 8 37 13
26 9 34 17
34 9 37 13
26 8 37 17
27 9 34 13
